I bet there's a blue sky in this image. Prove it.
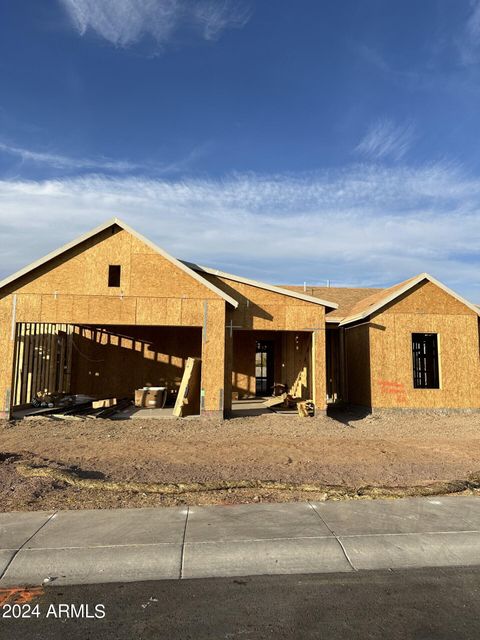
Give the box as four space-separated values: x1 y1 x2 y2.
0 1 480 300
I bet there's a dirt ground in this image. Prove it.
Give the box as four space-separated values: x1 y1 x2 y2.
1 407 480 511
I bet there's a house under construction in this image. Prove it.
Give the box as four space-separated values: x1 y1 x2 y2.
0 218 479 419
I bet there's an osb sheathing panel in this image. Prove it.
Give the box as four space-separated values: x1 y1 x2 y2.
370 313 480 409
369 281 480 409
70 325 202 399
312 329 326 409
380 281 475 316
7 228 222 303
232 331 257 397
10 295 217 328
201 300 226 413
204 274 325 331
345 325 372 407
224 311 234 412
0 297 15 414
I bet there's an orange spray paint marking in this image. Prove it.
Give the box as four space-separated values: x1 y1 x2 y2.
0 586 44 606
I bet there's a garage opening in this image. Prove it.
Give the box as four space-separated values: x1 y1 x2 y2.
10 323 202 419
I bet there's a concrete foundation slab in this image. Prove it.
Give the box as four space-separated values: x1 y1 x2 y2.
111 406 176 420
24 507 188 549
186 502 330 543
183 537 352 579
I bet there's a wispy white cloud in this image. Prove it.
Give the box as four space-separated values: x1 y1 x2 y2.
355 118 415 161
458 0 480 64
0 141 208 175
0 163 479 301
0 142 139 172
58 0 251 49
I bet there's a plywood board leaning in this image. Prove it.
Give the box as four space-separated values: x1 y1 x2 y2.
173 357 201 417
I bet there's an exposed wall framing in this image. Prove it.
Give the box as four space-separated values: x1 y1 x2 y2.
12 322 74 406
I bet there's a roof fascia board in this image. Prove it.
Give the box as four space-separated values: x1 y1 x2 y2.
0 217 239 308
181 261 338 310
0 217 119 292
339 273 480 326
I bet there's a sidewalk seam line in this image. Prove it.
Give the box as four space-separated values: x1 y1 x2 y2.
0 511 58 582
179 507 189 579
308 502 357 572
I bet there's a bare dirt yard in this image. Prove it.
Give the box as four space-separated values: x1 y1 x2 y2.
1 407 480 511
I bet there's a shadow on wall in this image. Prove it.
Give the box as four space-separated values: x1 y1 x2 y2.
345 324 372 408
203 276 274 327
70 325 202 399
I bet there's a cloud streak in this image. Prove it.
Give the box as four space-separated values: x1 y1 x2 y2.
458 0 480 64
0 142 139 172
59 0 251 48
0 163 479 301
355 118 415 161
0 141 210 175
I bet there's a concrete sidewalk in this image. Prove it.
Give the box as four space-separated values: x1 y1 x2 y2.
1 496 480 586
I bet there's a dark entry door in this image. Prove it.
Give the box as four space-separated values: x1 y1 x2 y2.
255 340 274 396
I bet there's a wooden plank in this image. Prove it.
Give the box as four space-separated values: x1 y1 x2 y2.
65 325 74 393
49 324 59 393
173 357 201 417
24 323 34 404
92 398 117 409
13 323 23 406
30 324 41 402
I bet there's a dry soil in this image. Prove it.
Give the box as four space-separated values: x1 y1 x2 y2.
1 407 479 511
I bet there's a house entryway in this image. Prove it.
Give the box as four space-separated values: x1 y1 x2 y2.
255 340 274 396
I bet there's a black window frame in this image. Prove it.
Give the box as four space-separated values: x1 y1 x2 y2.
412 333 440 389
108 264 121 288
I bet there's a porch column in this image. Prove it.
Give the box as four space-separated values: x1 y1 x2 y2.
223 319 233 417
201 299 226 418
312 328 327 414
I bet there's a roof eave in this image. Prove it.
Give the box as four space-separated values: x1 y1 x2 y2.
339 272 480 326
182 261 339 310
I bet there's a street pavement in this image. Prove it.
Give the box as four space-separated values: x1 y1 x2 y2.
1 496 480 586
2 567 480 639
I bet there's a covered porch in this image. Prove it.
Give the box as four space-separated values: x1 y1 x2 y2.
229 329 324 416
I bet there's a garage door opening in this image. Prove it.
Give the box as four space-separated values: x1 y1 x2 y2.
10 323 202 419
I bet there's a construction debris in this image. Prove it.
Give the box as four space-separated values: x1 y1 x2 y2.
297 400 315 417
92 398 117 409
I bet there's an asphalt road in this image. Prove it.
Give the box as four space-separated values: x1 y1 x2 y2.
2 567 480 639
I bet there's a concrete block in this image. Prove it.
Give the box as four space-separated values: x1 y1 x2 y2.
341 531 480 571
311 496 480 536
186 502 330 543
183 537 352 579
0 550 15 576
0 511 55 550
25 507 188 549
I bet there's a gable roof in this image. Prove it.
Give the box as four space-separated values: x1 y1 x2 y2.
281 285 383 321
0 218 239 308
181 262 338 310
338 273 480 326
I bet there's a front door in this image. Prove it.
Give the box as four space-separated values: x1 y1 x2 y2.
255 340 274 396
